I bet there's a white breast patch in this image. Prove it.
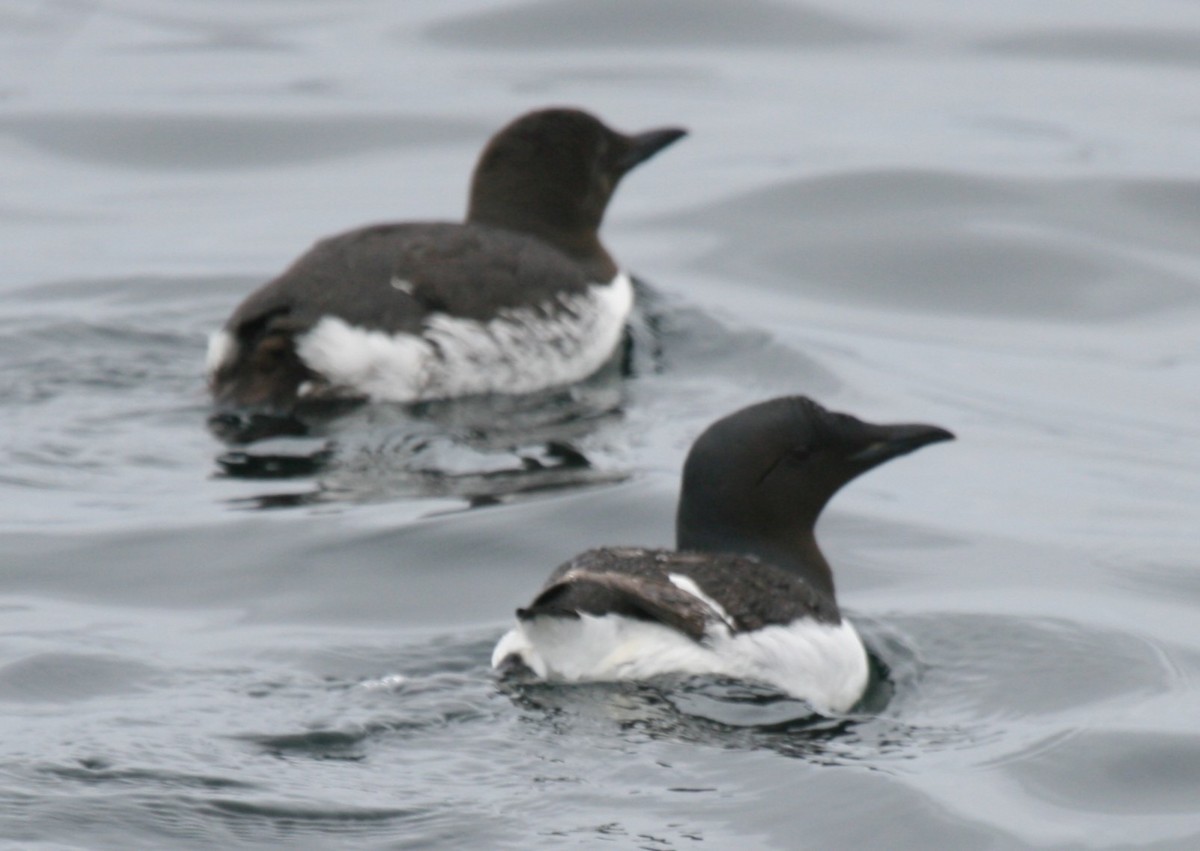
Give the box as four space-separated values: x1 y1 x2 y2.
293 272 634 402
493 607 870 715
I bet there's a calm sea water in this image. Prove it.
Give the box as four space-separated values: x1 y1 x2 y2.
3 1 1200 848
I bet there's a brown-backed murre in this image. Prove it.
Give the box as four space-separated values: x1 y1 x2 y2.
492 396 954 714
207 107 686 412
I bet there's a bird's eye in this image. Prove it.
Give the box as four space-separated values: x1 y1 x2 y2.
788 446 812 463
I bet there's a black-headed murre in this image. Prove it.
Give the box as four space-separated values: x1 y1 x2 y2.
207 108 686 411
492 396 954 714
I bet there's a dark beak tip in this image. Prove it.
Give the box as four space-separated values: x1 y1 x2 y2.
658 127 689 150
906 424 955 451
641 124 687 137
848 422 955 465
622 126 688 170
930 426 956 444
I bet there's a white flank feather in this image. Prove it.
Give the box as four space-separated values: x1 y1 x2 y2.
293 272 633 402
205 329 237 378
493 610 870 714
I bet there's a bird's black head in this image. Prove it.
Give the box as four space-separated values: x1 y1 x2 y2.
676 396 954 595
466 107 686 276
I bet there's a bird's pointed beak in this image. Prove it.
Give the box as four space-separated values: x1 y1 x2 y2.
619 126 687 173
848 422 955 467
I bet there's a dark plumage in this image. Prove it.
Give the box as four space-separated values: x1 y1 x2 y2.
518 548 832 641
207 108 686 411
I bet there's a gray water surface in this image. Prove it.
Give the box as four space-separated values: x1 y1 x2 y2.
3 1 1199 848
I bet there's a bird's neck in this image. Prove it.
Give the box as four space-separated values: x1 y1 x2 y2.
530 225 616 280
780 534 837 604
467 199 617 280
678 525 839 611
